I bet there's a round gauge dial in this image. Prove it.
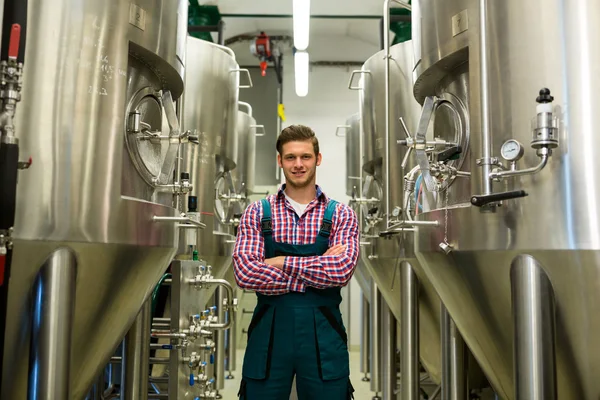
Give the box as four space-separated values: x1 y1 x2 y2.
500 139 525 162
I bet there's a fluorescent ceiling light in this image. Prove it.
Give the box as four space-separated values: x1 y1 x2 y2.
295 51 309 97
293 0 310 51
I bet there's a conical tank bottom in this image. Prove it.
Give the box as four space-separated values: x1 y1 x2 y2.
416 205 600 399
1 240 177 399
360 238 442 384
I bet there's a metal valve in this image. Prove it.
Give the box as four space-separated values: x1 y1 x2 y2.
531 88 559 149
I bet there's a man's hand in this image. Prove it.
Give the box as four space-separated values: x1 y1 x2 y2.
323 244 346 256
264 256 286 270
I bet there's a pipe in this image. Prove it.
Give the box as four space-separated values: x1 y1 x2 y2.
383 0 412 228
110 357 170 365
28 248 77 400
489 154 549 180
214 287 226 391
360 294 371 377
379 15 413 50
227 311 237 376
238 101 253 118
370 282 382 394
381 301 396 400
479 0 492 195
441 305 467 400
222 13 410 19
121 299 151 400
510 255 557 400
400 261 419 400
197 278 236 330
188 20 226 46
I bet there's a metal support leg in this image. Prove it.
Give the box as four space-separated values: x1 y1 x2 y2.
510 255 557 400
400 261 419 400
381 300 397 400
360 294 371 382
121 298 151 400
214 286 226 398
226 308 236 379
441 305 467 400
27 247 77 400
370 282 382 399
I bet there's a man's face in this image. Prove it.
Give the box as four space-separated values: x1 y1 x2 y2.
277 140 322 189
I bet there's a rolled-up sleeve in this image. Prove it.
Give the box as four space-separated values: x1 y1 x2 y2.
232 201 305 295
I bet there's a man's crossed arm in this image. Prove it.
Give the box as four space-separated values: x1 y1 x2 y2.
232 201 359 295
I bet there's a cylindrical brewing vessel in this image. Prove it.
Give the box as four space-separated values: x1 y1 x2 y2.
232 109 257 205
181 36 239 285
345 113 361 198
358 40 442 383
2 1 187 398
413 0 600 398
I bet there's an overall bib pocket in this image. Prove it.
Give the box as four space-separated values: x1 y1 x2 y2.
313 306 350 381
242 304 276 380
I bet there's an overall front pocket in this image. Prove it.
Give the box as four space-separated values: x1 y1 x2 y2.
242 304 276 380
313 306 350 381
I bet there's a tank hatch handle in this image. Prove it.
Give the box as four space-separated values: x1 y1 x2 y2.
436 145 463 162
471 190 528 207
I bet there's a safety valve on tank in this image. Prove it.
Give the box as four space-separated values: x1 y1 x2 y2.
472 88 559 207
488 88 558 182
531 88 559 150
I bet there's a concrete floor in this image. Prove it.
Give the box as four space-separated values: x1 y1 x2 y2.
219 349 377 399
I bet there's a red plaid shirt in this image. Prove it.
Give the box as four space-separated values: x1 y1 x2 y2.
232 185 359 295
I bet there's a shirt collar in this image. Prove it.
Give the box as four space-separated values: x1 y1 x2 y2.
277 184 327 202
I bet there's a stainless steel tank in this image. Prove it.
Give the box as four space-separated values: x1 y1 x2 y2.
342 113 372 297
2 0 187 398
181 37 241 288
358 40 442 383
413 0 600 398
232 107 257 202
344 113 361 198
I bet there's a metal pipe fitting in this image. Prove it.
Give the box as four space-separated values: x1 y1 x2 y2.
490 152 549 180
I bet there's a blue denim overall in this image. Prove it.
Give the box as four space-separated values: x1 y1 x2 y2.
238 199 354 400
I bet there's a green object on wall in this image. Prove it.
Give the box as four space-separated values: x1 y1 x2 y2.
188 3 222 42
390 2 411 45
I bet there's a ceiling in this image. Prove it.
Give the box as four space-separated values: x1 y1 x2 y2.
195 0 405 51
198 0 388 16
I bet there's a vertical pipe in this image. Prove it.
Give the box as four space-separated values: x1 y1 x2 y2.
400 261 419 400
479 0 492 195
383 0 392 226
381 301 396 400
27 248 77 400
226 310 236 377
217 19 225 46
370 282 382 396
441 305 467 400
382 0 411 227
510 255 556 400
121 299 151 400
214 286 226 391
360 294 371 377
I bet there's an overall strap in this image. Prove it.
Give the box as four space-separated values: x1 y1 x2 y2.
260 199 275 258
318 200 339 239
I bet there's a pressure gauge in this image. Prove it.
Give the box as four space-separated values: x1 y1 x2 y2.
500 139 524 162
391 207 401 218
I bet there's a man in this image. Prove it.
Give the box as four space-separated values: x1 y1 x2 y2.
233 125 359 400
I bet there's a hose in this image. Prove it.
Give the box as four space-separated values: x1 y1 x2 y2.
151 273 172 319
